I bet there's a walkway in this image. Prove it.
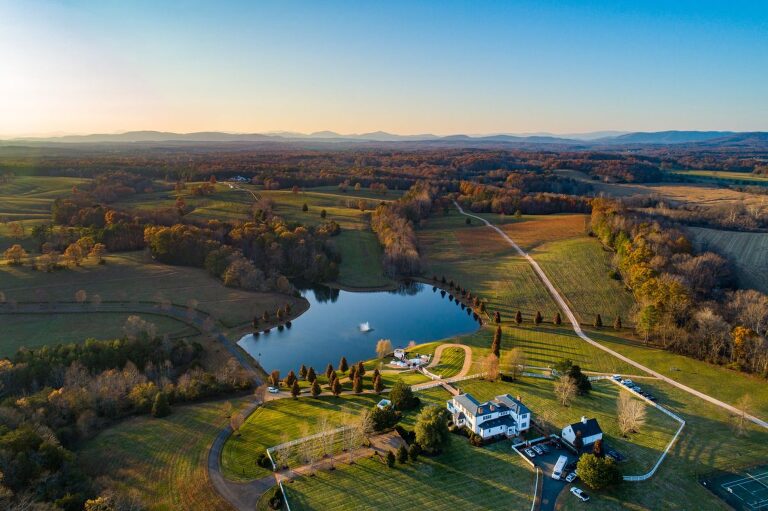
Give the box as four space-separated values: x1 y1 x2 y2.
426 343 473 378
453 201 768 429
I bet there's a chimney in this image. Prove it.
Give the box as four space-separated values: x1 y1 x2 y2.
581 416 588 424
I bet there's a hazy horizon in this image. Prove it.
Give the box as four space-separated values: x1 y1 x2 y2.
1 0 767 136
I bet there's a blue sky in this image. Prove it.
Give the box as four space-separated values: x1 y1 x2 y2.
1 0 766 135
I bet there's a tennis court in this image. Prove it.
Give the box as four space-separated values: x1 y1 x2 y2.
702 466 768 511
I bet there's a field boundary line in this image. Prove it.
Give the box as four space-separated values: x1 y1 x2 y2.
453 201 768 430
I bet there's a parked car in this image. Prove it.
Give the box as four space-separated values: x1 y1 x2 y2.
565 471 578 483
570 487 590 502
532 445 544 455
524 448 536 458
632 386 642 393
621 379 633 386
268 386 280 393
648 395 658 402
611 374 622 381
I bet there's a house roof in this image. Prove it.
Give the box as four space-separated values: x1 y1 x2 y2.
478 414 516 431
567 418 603 438
451 393 530 418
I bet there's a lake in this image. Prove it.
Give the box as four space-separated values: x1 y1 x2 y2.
238 282 480 374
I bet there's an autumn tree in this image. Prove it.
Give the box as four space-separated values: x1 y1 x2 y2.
483 353 500 381
353 375 363 394
291 380 301 399
732 394 754 437
338 356 349 373
3 244 27 265
307 366 317 382
283 370 296 387
375 339 393 359
270 370 281 387
374 374 384 394
311 379 322 397
614 316 622 330
331 377 342 396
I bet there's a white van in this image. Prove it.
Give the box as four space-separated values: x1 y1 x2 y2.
552 455 568 480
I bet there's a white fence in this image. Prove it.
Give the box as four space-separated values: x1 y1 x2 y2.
279 480 292 511
607 379 687 482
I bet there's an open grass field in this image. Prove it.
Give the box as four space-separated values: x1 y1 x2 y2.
0 251 301 329
0 311 196 357
430 346 466 378
79 398 248 511
589 329 768 419
284 385 534 511
672 169 768 185
688 226 768 294
532 237 636 325
0 175 91 250
457 378 680 476
557 378 768 511
221 394 382 480
113 183 396 289
420 213 560 320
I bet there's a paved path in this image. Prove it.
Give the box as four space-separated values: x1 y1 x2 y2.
426 343 473 377
453 201 768 429
207 400 275 511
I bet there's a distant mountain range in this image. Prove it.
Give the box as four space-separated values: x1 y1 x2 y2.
3 130 767 148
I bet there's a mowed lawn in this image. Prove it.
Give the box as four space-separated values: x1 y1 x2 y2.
221 394 382 480
0 311 196 357
590 329 768 419
0 175 91 250
0 251 301 329
430 346 466 378
459 325 642 376
79 398 248 511
532 237 636 326
420 213 560 320
456 378 679 476
284 386 534 511
687 226 768 294
557 378 768 511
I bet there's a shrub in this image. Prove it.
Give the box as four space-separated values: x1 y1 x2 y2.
389 381 419 410
414 405 450 453
395 425 416 444
408 442 421 461
371 406 402 431
386 450 396 467
576 453 621 490
397 445 409 464
469 433 484 447
151 392 170 418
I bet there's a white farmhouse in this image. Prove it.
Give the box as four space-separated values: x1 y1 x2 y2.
561 417 603 452
446 393 532 439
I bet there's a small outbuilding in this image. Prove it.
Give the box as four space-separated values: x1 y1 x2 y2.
562 416 603 452
376 399 392 410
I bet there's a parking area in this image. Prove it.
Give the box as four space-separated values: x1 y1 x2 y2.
518 439 575 511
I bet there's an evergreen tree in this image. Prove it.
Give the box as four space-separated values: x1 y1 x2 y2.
408 443 421 461
515 310 523 325
307 366 317 383
356 361 366 377
338 356 349 373
270 370 280 387
374 374 384 394
386 450 396 467
534 311 543 325
372 368 380 381
614 316 622 330
491 326 502 357
353 375 363 394
397 445 409 464
283 370 296 387
302 203 309 212
494 311 501 324
325 363 334 379
554 312 562 326
479 301 486 313
348 365 357 382
331 377 342 396
311 379 321 397
152 392 170 418
299 364 308 380
291 380 301 399
594 314 603 328
320 209 327 219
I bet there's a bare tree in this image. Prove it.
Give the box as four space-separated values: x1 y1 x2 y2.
617 392 647 436
501 348 526 381
230 411 245 435
732 394 754 437
253 384 268 404
554 375 577 406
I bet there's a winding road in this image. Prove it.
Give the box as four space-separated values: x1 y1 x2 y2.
453 201 768 429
